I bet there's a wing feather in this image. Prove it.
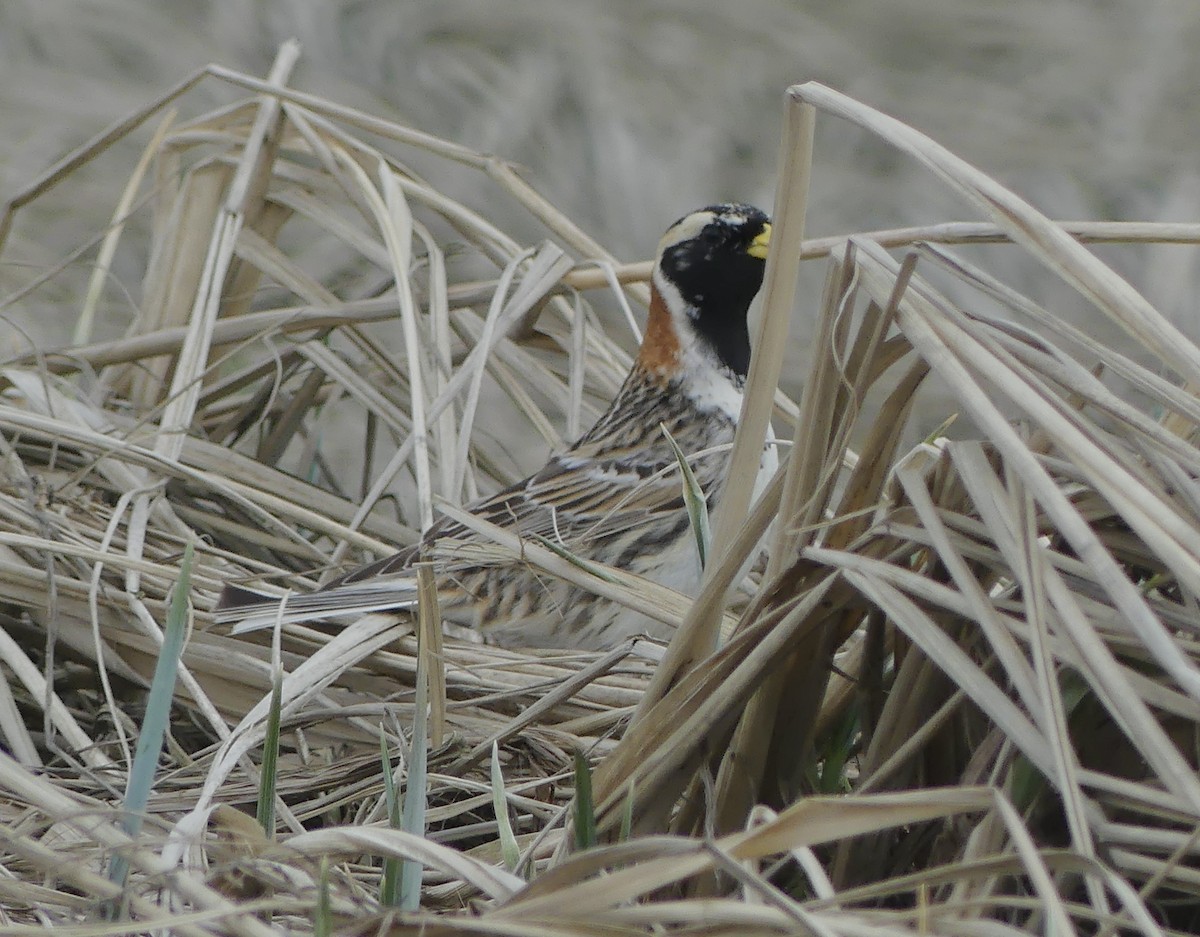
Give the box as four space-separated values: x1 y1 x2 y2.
216 370 739 630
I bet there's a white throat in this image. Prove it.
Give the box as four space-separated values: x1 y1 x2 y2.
651 265 746 422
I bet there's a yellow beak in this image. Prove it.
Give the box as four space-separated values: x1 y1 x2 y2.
747 223 772 260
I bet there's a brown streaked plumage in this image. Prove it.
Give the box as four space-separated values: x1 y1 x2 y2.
216 203 776 649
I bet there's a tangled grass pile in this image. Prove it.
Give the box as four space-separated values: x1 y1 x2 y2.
2 46 1200 935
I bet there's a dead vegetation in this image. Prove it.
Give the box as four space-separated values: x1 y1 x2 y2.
2 46 1200 935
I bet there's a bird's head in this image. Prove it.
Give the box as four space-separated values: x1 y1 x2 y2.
639 203 771 383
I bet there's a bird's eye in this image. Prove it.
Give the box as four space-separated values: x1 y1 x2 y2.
701 227 724 246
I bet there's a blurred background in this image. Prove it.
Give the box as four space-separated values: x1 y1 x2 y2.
2 0 1199 426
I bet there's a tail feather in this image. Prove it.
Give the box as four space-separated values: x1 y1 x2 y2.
214 579 420 635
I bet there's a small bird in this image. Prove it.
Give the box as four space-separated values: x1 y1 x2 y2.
216 203 775 648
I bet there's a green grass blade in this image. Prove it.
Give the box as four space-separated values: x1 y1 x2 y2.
398 565 435 910
661 423 710 568
528 532 619 582
490 741 521 873
255 624 284 837
619 779 635 843
379 727 401 906
922 412 958 445
315 855 331 937
573 750 597 851
108 541 194 893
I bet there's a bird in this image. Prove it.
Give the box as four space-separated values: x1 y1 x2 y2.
215 203 776 649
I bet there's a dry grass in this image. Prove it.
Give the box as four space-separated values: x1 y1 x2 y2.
1 49 1200 935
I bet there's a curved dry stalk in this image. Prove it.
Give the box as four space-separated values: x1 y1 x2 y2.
2 57 1200 936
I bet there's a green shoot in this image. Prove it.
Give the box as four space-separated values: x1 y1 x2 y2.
255 626 284 838
490 741 521 873
573 750 597 851
379 727 401 906
107 541 194 898
315 855 331 937
661 424 711 569
398 565 435 910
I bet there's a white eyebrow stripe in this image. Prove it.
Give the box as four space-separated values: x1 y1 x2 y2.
657 210 717 253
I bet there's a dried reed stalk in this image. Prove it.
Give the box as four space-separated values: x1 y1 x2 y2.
0 57 1197 935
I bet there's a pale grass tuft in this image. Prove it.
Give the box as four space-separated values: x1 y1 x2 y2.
0 52 1199 936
